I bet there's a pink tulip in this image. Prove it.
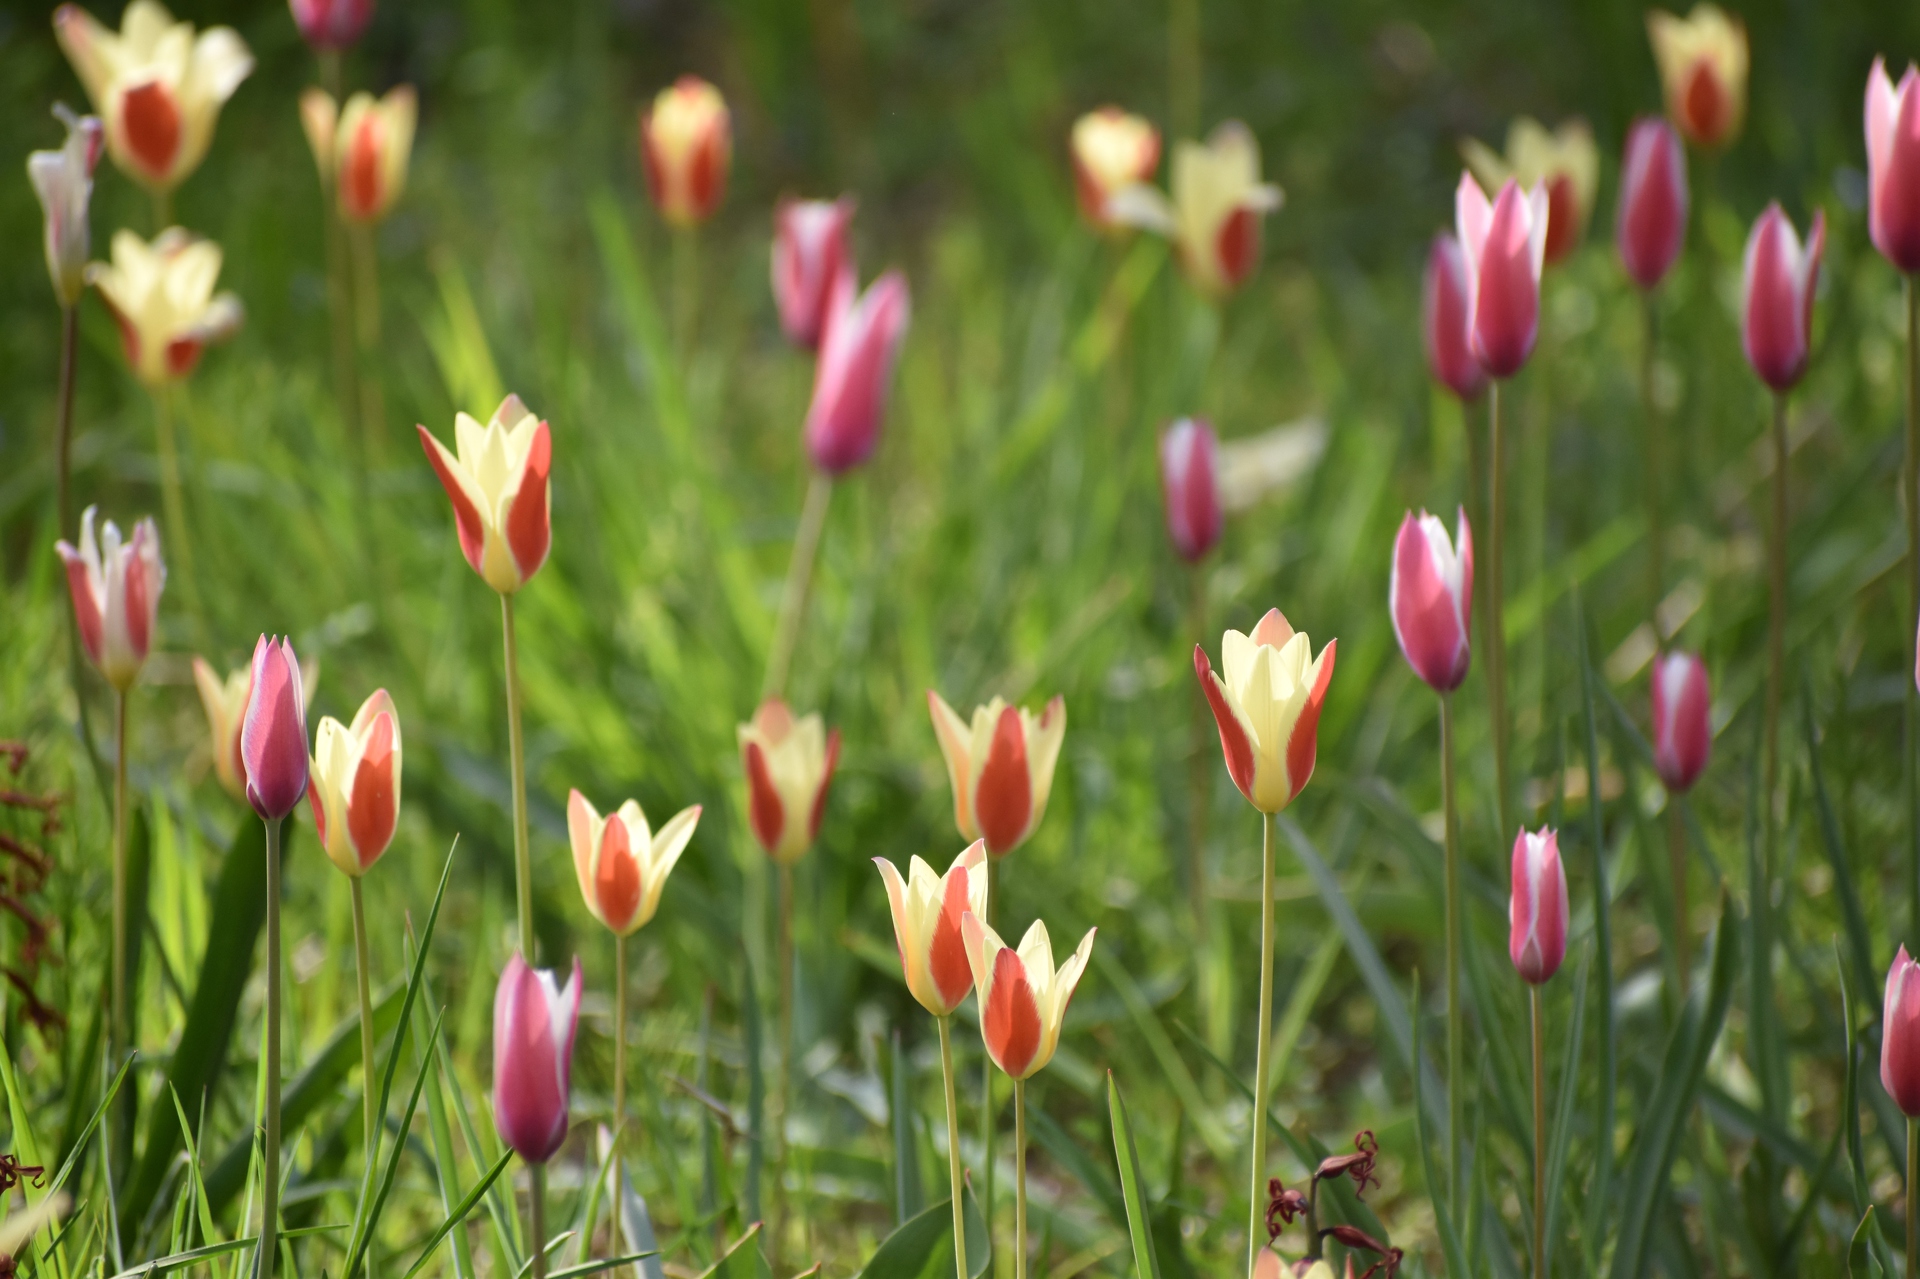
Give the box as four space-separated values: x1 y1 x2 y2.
804 270 910 475
28 104 103 307
772 197 855 350
1868 58 1920 275
1740 202 1825 392
1616 118 1689 290
493 952 582 1163
1651 651 1711 793
1159 418 1223 562
1508 828 1567 985
1421 233 1484 401
56 506 164 692
288 0 372 49
241 636 309 821
1389 508 1472 693
1884 945 1920 1116
1456 174 1548 379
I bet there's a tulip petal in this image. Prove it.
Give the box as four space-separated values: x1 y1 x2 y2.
927 691 976 839
345 709 397 871
503 420 552 583
1195 645 1257 804
974 705 1033 856
744 740 786 856
1284 640 1336 805
418 425 490 580
984 947 1042 1079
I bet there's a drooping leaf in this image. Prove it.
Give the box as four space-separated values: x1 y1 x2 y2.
852 1185 988 1279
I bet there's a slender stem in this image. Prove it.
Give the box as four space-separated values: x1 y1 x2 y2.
1764 394 1788 898
1247 811 1277 1279
1014 1077 1027 1279
1668 800 1690 984
319 48 342 99
263 816 284 1278
55 305 78 542
502 593 534 962
1187 563 1212 939
980 858 999 1271
1530 984 1546 1279
530 1162 549 1279
1440 692 1462 1208
151 186 172 234
351 877 377 1170
111 689 128 1067
614 932 629 1257
774 863 794 1274
349 224 387 458
1462 395 1487 653
937 1016 970 1279
152 386 203 636
1488 380 1512 842
1167 0 1201 138
1908 1114 1918 1279
1905 275 1919 949
672 227 700 368
762 473 835 701
1642 292 1666 624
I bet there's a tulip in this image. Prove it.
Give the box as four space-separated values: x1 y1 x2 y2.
87 229 244 387
28 105 103 309
1462 117 1599 267
418 394 553 596
1509 828 1568 985
1740 203 1825 393
309 690 402 877
56 506 164 693
640 76 730 228
803 271 912 475
874 841 989 1018
1651 651 1711 793
1421 233 1484 401
961 913 1095 1081
53 1 253 194
737 699 840 865
288 0 373 50
1070 106 1161 231
1160 418 1223 562
1106 120 1283 296
772 197 855 350
242 637 310 822
927 692 1067 857
1868 58 1920 276
494 952 583 1164
1885 947 1920 1116
1455 173 1548 380
301 86 417 224
568 791 700 936
1647 4 1748 151
1388 508 1473 694
193 651 316 804
1616 118 1690 291
1193 609 1335 815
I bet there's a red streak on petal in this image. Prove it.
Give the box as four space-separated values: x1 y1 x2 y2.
1542 174 1579 265
808 728 840 842
1286 640 1336 804
347 713 397 869
973 706 1032 856
595 819 642 931
927 867 973 1009
122 81 181 181
745 740 786 855
61 557 102 668
1195 646 1256 804
342 114 383 220
417 425 488 578
165 338 203 379
310 786 329 849
122 545 152 660
985 948 1041 1078
504 421 552 582
1681 60 1729 145
1214 206 1261 289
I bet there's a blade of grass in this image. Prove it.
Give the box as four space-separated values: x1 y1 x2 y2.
401 1150 513 1279
104 1222 346 1278
344 1006 445 1277
1839 940 1900 1277
1542 944 1591 1277
1804 687 1879 1018
1107 1071 1162 1279
1411 975 1469 1278
1575 593 1617 1252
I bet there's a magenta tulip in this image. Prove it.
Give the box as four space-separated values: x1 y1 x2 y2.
1456 173 1548 379
803 270 911 475
288 0 373 49
1651 651 1711 793
56 506 164 693
1868 58 1920 275
1617 118 1689 290
1884 946 1920 1116
1509 827 1567 985
772 196 855 350
493 951 583 1163
1740 202 1825 392
1389 508 1473 693
1159 418 1223 562
1422 232 1485 401
241 636 309 821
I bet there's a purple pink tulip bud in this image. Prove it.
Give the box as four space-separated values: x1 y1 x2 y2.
772 197 855 350
1651 651 1711 793
1616 118 1688 291
493 952 582 1164
288 0 373 50
1740 202 1824 392
1868 58 1920 275
241 636 309 821
1159 418 1223 562
1509 827 1567 985
1455 174 1548 379
1389 508 1472 693
803 271 910 475
1421 233 1485 401
56 506 164 693
1884 946 1920 1116
28 104 102 307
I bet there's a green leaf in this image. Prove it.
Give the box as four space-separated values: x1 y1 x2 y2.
699 1223 771 1279
851 1186 988 1279
1542 945 1591 1275
547 1255 658 1279
402 1150 512 1279
1106 1071 1160 1279
105 1223 345 1278
1025 1103 1124 1231
1848 1207 1875 1278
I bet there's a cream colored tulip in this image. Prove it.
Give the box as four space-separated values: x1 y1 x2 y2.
87 228 242 386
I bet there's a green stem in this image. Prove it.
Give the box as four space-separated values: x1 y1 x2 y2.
1531 984 1546 1279
1643 292 1666 624
1909 1114 1918 1279
55 304 77 543
1668 800 1689 985
263 815 284 1278
351 876 377 1172
151 186 172 234
502 592 534 962
762 473 834 701
1187 563 1211 939
111 688 128 1068
1462 395 1487 654
1247 811 1276 1279
774 863 794 1274
981 858 999 1272
673 227 700 369
1440 691 1462 1208
1167 0 1201 138
1014 1077 1027 1279
1488 380 1512 842
152 386 204 639
614 932 628 1257
1764 394 1787 904
937 1016 969 1279
530 1162 549 1279
319 48 342 99
1905 275 1919 949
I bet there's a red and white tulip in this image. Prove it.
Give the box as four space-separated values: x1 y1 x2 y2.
1389 509 1472 694
1070 107 1160 231
568 791 701 936
1885 946 1920 1116
1160 418 1223 563
961 913 1095 1080
772 197 855 350
1740 203 1825 393
1508 827 1567 985
640 77 730 228
1421 233 1484 402
1107 120 1282 296
1868 58 1920 276
738 700 840 865
241 636 310 822
874 841 989 1018
493 952 582 1164
1456 173 1548 379
927 692 1067 858
57 506 164 692
88 229 243 386
418 394 553 596
28 105 103 308
1647 4 1748 151
301 86 417 225
804 270 911 475
309 690 402 878
1617 118 1689 291
1193 609 1335 815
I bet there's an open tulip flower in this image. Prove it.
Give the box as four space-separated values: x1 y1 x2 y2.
1070 106 1161 232
1455 173 1548 380
1616 118 1690 291
568 791 701 936
641 76 730 228
1107 120 1283 296
772 197 856 350
309 690 402 878
1651 651 1711 793
1389 509 1473 694
494 952 583 1164
928 691 1067 858
242 636 310 823
1868 58 1920 276
418 394 554 596
961 913 1094 1080
1509 828 1568 985
1160 418 1224 563
301 85 418 224
29 105 104 308
57 506 164 693
1421 232 1484 401
804 270 912 475
1740 203 1825 393
1647 4 1748 151
1193 610 1335 815
1462 117 1598 267
875 841 989 1018
88 229 244 387
738 699 840 865
54 1 253 194
289 0 373 51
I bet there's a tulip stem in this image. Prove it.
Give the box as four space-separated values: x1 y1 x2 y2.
1487 380 1512 843
613 932 628 1257
1187 563 1211 938
1462 395 1487 651
1246 810 1276 1279
773 862 794 1274
1013 1077 1027 1279
1668 800 1690 985
1908 1115 1917 1279
1530 983 1546 1279
763 472 834 702
351 876 377 1177
151 187 171 235
110 688 128 1075
1642 291 1666 623
152 386 204 643
263 814 284 1279
936 1015 969 1279
501 593 535 963
981 858 999 1271
530 1162 549 1279
673 228 700 369
1764 394 1787 900
1440 691 1462 1210
1905 275 1919 949
55 304 77 544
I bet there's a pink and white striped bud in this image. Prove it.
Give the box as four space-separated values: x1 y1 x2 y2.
1389 508 1472 693
56 506 164 692
240 636 309 821
1616 118 1689 291
1421 232 1484 401
1740 202 1825 393
1650 651 1711 793
1884 945 1920 1116
1509 827 1567 985
28 105 103 307
1456 174 1549 379
803 270 911 475
1159 418 1223 562
1867 58 1920 275
493 952 582 1163
772 197 855 350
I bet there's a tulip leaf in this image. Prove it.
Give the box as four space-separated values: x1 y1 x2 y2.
611 1154 668 1279
1107 1071 1160 1279
852 1184 988 1279
1543 944 1592 1275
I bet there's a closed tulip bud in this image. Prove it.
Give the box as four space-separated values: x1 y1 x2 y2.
1462 117 1598 267
1107 120 1282 295
771 196 855 350
738 700 839 865
1422 233 1485 401
1456 173 1548 379
28 105 103 308
56 506 164 692
1159 418 1223 562
288 0 373 51
194 651 315 803
1508 827 1567 985
1885 947 1920 1115
1647 4 1748 151
302 86 417 225
87 229 244 387
928 692 1067 858
1389 508 1472 693
1740 203 1825 393
493 952 582 1164
1651 651 1711 793
418 394 553 595
1070 107 1160 231
804 270 911 475
961 913 1095 1080
308 690 402 877
1616 118 1689 290
1194 609 1335 815
241 636 309 822
568 791 700 936
640 77 730 228
874 841 989 1018
54 1 253 194
1868 58 1920 275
